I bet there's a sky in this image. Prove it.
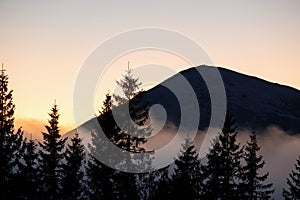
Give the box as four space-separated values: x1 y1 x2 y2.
0 0 299 137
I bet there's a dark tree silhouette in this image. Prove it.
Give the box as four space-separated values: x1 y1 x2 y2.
136 169 157 200
112 66 152 200
202 113 243 199
87 92 119 200
283 155 300 199
151 166 171 200
171 137 203 200
86 155 116 200
0 67 23 199
62 132 85 200
113 65 151 154
38 103 67 199
16 138 40 199
242 131 274 199
88 67 153 199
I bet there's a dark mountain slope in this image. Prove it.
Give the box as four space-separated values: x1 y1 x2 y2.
139 65 300 133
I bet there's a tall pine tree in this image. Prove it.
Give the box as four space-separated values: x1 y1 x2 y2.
113 65 151 155
283 155 300 199
39 103 67 199
16 137 40 199
171 137 203 200
88 66 154 200
201 137 224 199
242 131 274 199
202 113 243 199
62 132 85 199
0 66 23 199
151 166 171 200
135 171 156 200
112 65 152 200
86 154 116 200
87 92 117 200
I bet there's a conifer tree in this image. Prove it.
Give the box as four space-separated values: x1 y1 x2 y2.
202 113 243 199
86 155 115 200
88 66 153 200
171 137 203 200
243 131 274 199
201 138 223 199
97 92 120 153
283 155 300 199
16 138 40 199
0 66 23 199
87 92 117 199
136 168 157 200
62 132 85 199
113 65 151 154
112 65 152 200
39 103 67 199
151 166 171 200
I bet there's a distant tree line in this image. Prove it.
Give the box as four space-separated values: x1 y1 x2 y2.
0 67 299 199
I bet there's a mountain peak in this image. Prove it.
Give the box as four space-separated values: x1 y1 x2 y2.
142 65 300 133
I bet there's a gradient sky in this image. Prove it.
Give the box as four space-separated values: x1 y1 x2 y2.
0 0 299 136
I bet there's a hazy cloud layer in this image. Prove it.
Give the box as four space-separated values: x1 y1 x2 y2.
145 124 300 199
69 118 300 199
254 127 300 199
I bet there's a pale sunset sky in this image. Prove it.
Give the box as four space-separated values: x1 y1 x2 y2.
0 0 299 138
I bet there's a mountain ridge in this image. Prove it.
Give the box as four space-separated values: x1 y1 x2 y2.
140 65 300 133
198 66 300 93
66 65 300 139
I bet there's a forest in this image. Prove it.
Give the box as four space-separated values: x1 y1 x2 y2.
0 68 299 200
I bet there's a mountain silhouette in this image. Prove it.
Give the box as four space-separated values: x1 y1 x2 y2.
65 65 300 144
139 65 300 133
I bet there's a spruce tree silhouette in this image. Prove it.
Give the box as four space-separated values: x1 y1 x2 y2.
88 65 154 199
0 65 23 199
39 103 67 200
112 65 152 200
283 155 300 199
113 65 152 156
62 132 85 200
151 166 171 200
17 137 40 199
171 137 203 200
87 92 116 199
242 131 274 199
202 113 243 199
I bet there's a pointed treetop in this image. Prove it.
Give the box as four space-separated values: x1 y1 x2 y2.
1 63 6 76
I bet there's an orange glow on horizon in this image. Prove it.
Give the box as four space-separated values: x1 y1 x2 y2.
15 118 75 141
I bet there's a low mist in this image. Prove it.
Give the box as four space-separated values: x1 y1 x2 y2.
253 126 300 199
73 117 300 199
145 124 300 199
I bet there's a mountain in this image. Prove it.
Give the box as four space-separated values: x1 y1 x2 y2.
65 65 300 143
63 65 300 200
139 65 300 133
